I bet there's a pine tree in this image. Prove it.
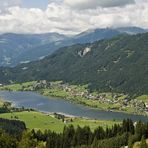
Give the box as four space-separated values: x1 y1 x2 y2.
18 131 38 148
91 137 98 148
62 125 75 148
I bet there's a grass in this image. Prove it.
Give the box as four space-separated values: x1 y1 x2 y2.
0 111 64 132
136 95 148 103
0 111 121 133
0 81 36 91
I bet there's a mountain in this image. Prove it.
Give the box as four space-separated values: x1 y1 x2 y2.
0 33 67 67
68 27 148 44
1 33 148 95
0 27 147 67
0 29 122 67
116 26 147 34
68 28 121 44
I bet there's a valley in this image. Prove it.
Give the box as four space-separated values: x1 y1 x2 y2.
0 0 148 147
0 33 148 147
0 31 148 148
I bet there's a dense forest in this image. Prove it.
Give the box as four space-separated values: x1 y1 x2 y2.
0 33 148 96
0 118 148 148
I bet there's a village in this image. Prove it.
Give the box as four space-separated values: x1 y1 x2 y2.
31 80 148 115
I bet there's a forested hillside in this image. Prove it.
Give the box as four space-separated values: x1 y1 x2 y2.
0 33 148 95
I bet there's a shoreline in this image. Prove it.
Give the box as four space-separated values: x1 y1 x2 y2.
0 89 147 117
0 91 148 124
38 91 148 116
0 98 120 122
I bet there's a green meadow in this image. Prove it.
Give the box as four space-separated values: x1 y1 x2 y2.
136 95 148 103
0 111 120 133
0 81 36 91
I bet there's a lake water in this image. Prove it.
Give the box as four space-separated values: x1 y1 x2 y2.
0 91 147 121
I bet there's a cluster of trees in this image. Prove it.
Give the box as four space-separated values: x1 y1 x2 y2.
0 101 35 114
0 118 147 148
0 102 11 113
54 113 65 121
0 118 26 138
0 106 10 113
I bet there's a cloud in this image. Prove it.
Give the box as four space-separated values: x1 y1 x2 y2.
64 0 135 9
0 1 148 34
0 0 21 11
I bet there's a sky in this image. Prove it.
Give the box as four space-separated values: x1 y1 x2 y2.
0 0 148 34
21 0 49 9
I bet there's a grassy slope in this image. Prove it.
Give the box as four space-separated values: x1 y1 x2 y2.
0 111 120 133
136 95 148 103
0 81 36 91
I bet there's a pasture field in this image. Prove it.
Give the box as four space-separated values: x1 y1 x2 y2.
0 111 120 132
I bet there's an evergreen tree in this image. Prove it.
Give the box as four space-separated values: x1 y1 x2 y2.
18 131 38 148
94 126 105 140
122 119 134 134
62 125 75 148
135 121 144 140
91 137 98 148
0 129 17 148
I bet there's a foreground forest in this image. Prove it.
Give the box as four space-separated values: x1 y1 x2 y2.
0 118 148 148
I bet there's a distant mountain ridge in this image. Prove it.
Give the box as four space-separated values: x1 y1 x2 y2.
1 32 148 95
73 26 147 43
116 26 147 34
0 26 147 67
70 28 121 43
0 32 68 67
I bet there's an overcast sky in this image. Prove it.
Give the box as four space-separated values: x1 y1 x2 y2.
0 0 148 34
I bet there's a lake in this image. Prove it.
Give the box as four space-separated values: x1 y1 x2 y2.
0 91 147 121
